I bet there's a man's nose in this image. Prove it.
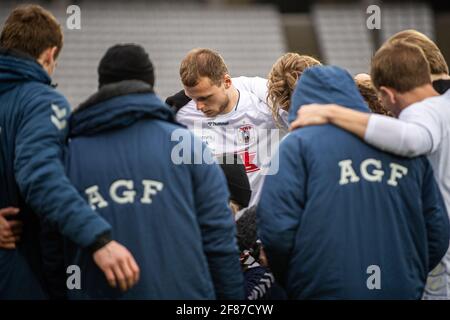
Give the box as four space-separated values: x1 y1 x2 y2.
196 101 206 111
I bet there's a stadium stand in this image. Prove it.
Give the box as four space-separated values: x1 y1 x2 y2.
380 2 435 41
312 3 374 75
0 0 442 105
0 0 286 107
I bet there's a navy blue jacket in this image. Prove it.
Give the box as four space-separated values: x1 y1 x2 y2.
0 49 111 299
257 66 450 299
49 80 244 299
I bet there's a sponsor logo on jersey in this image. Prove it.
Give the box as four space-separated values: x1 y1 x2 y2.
207 121 229 127
51 104 67 130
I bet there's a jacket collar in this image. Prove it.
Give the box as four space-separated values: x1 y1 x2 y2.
70 80 177 137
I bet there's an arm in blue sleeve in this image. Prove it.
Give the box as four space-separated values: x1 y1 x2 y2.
257 134 307 287
14 89 111 248
421 160 450 271
191 141 245 300
40 222 67 300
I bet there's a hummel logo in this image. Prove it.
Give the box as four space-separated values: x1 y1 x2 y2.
51 104 67 130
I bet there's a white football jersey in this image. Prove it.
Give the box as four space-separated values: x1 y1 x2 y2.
176 79 288 207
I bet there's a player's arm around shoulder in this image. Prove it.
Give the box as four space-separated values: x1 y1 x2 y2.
398 100 445 155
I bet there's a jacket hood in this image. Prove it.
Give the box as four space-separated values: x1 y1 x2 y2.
70 80 176 137
0 48 51 94
288 65 369 123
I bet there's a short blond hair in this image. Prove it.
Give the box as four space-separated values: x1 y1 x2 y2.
267 53 321 127
180 48 228 87
371 40 431 93
387 29 448 76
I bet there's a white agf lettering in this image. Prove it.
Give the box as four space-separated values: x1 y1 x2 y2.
387 163 408 186
339 159 408 186
360 158 384 182
339 160 360 185
110 180 136 204
141 180 164 204
85 185 108 210
84 179 164 208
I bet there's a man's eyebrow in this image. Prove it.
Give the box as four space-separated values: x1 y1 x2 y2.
197 94 213 101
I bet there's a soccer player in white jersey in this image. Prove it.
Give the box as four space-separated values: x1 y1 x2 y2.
291 40 450 300
177 48 284 206
176 49 320 206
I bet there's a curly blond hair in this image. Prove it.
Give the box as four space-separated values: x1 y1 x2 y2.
267 53 321 127
355 77 394 117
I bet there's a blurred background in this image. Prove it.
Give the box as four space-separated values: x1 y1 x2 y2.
1 0 449 107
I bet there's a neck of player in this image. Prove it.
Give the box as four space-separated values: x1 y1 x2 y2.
398 83 440 111
223 86 239 114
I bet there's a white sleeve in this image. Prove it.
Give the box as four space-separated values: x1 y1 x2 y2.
364 113 434 157
399 103 443 154
232 76 268 103
175 100 196 124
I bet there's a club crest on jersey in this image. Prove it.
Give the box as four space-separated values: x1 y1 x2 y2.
238 124 255 145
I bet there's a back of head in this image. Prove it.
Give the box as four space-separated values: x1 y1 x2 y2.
98 43 154 88
268 53 321 126
387 29 448 76
0 4 63 59
371 40 431 93
179 48 228 87
289 65 368 123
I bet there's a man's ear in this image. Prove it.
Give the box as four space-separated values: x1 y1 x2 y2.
38 46 58 66
223 74 232 89
379 86 396 105
49 46 58 62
